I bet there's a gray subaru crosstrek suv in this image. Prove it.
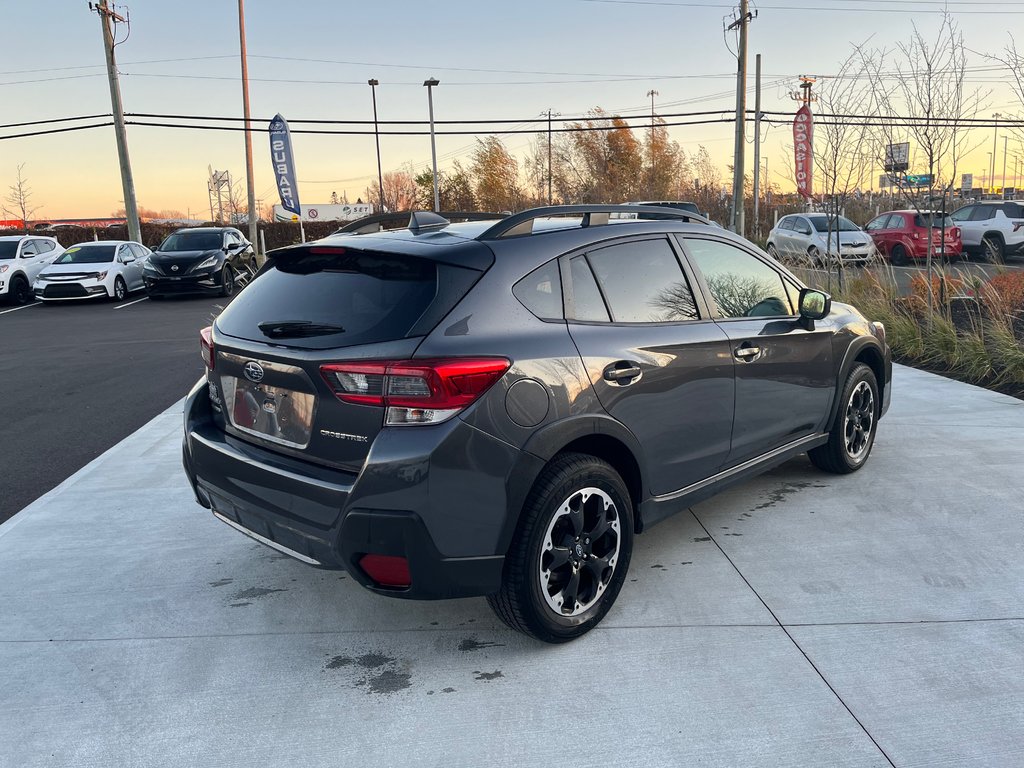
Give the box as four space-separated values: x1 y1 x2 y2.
183 205 891 643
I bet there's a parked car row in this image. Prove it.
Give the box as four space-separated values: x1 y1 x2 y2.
766 201 1024 268
0 226 257 305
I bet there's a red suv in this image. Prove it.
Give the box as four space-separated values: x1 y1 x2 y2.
865 210 962 265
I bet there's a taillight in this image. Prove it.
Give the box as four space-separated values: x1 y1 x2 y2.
321 358 511 426
950 227 960 239
200 326 214 370
359 554 411 588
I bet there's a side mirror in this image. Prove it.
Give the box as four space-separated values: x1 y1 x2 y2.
799 288 831 324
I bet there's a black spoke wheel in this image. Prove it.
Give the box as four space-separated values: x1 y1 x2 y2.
113 276 127 301
890 244 908 266
9 276 31 305
809 363 879 474
220 265 235 297
487 453 633 643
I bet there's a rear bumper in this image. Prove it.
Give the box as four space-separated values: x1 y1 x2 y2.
182 378 530 599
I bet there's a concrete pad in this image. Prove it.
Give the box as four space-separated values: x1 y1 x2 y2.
790 621 1024 767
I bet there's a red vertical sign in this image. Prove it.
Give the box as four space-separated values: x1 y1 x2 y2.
793 105 814 199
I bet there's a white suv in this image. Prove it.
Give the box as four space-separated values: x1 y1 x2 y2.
0 235 64 304
949 201 1024 263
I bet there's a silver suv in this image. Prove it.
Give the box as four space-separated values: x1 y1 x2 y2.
949 201 1024 263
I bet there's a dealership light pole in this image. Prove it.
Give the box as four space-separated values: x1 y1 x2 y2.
1003 135 1009 198
368 79 385 212
991 113 1001 196
237 0 257 251
91 0 140 243
647 89 658 198
424 78 440 212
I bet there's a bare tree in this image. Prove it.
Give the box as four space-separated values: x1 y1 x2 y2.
364 169 418 213
3 164 39 231
857 11 986 312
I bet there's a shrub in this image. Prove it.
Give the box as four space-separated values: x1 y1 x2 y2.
982 271 1024 316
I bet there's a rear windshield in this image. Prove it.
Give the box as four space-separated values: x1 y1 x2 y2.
0 241 18 259
215 247 481 350
158 232 222 252
914 214 955 228
56 245 116 264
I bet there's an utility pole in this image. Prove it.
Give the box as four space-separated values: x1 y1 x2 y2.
237 0 258 251
647 89 659 198
91 1 140 243
991 113 1001 196
423 78 440 212
1003 135 1009 198
368 79 385 212
727 0 755 236
752 54 762 238
544 109 559 205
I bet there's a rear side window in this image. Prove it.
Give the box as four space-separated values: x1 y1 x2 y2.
215 248 480 350
586 239 698 322
1003 202 1023 218
568 256 610 322
865 216 887 231
513 260 562 320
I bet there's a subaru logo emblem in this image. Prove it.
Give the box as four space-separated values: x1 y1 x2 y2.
171 264 179 272
243 361 265 383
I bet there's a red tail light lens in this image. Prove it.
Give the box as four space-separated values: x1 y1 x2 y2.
200 326 214 370
321 358 511 425
950 227 960 239
359 554 411 588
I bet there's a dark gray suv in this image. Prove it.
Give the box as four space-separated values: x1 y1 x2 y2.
183 205 891 642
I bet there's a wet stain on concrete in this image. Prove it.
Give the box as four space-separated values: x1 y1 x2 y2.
442 687 456 694
326 655 355 669
650 564 665 570
679 561 693 565
356 653 392 669
232 587 288 600
752 481 827 511
692 536 711 542
473 670 503 681
458 637 505 652
724 533 743 536
229 602 252 608
208 578 233 588
364 670 412 694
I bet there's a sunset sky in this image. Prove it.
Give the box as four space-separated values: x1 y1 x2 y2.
3 0 1022 219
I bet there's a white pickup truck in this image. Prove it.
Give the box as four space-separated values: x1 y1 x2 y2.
0 235 64 305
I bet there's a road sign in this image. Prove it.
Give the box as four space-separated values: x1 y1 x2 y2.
904 174 933 187
961 173 973 194
885 142 910 173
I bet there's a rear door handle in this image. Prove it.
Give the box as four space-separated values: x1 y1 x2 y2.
603 361 643 383
734 344 762 362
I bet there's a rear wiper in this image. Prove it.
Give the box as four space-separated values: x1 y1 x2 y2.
258 320 346 338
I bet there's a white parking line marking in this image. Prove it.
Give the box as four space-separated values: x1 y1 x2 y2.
114 297 149 310
0 302 41 315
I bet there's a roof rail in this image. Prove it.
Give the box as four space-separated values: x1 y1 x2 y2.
475 204 711 241
332 210 508 236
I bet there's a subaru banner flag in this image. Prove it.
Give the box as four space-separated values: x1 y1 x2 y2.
269 114 301 216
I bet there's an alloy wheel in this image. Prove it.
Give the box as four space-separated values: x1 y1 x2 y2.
844 380 875 460
538 487 621 617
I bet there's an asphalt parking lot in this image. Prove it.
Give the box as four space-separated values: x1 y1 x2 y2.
2 364 1023 767
0 293 221 523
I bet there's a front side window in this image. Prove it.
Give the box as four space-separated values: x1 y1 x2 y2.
684 238 792 319
20 241 37 257
950 206 974 222
586 238 698 323
778 217 795 231
793 218 812 235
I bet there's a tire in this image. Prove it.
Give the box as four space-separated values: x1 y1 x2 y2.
809 363 879 475
220 265 235 298
890 244 908 266
8 275 31 305
767 243 779 259
487 453 634 643
982 234 1004 265
808 246 823 268
249 257 258 274
113 276 127 301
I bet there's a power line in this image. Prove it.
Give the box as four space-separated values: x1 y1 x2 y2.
578 0 1024 12
0 122 114 141
0 113 110 129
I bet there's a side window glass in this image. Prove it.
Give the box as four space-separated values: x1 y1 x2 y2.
950 206 973 222
586 239 699 322
685 238 793 318
784 280 802 312
865 217 886 232
888 214 905 229
568 256 610 322
795 218 812 235
1004 202 1023 219
513 260 563 320
131 244 149 259
35 240 54 253
779 217 794 231
972 206 996 221
20 241 37 256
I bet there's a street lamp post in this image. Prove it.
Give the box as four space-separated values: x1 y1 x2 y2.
986 153 993 196
1003 135 1009 199
368 79 385 212
423 78 440 212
